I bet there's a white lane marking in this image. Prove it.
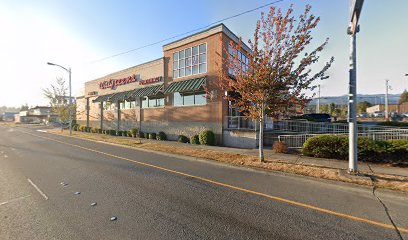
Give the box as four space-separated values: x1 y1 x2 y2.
27 179 49 200
36 130 47 133
0 195 31 206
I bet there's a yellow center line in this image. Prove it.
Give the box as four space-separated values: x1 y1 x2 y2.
20 129 408 233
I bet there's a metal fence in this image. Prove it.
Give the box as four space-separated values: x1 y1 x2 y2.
278 130 408 148
225 117 408 148
225 117 408 133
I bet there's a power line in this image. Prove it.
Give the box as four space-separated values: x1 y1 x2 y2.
87 0 284 64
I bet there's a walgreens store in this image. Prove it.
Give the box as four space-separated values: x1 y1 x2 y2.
76 24 252 146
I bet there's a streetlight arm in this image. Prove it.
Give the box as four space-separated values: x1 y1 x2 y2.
47 62 70 73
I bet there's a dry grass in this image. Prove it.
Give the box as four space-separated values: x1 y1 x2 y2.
48 129 408 192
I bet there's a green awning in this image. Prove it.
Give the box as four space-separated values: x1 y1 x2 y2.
93 94 113 102
129 84 163 99
109 90 133 102
163 76 206 93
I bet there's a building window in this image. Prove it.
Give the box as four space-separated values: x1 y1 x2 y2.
141 96 165 108
120 100 137 109
173 43 207 79
103 101 116 110
228 44 248 75
173 91 207 106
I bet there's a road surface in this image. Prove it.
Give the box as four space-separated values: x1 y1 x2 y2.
1 124 407 239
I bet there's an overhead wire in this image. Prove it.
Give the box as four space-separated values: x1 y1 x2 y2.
86 0 284 64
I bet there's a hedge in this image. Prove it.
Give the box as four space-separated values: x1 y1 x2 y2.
190 135 200 145
178 135 189 143
157 131 167 140
149 133 156 139
129 128 138 138
303 135 408 163
139 131 145 138
199 130 215 146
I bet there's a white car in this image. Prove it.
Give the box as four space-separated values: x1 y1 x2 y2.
402 112 408 118
372 111 385 117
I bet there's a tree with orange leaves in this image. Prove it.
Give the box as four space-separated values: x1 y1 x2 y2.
210 5 334 161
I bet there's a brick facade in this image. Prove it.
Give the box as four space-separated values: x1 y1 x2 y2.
76 24 249 145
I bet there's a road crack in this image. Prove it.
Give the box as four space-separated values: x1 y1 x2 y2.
366 163 405 240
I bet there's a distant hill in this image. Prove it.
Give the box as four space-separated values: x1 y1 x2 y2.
309 94 401 106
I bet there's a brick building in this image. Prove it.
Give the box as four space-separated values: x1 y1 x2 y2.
76 24 252 145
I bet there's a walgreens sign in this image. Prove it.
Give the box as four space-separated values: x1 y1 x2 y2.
99 75 162 89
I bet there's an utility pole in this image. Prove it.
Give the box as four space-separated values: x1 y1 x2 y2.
317 84 321 113
385 79 389 121
347 0 364 174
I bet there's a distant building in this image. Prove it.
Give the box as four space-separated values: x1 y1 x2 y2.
14 106 59 124
366 104 398 114
2 112 18 121
52 96 76 106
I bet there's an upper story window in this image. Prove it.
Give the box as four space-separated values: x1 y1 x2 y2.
173 43 207 79
228 44 248 75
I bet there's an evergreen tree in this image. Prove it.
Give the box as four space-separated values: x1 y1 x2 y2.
398 90 408 104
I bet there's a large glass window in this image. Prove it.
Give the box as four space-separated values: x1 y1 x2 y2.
141 96 165 108
174 92 183 106
173 43 207 79
228 44 248 75
103 101 116 110
172 91 207 106
120 100 137 109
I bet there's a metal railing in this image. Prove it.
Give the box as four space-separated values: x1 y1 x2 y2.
225 117 408 133
278 130 408 148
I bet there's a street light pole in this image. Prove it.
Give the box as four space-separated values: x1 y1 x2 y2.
347 0 364 174
47 62 72 136
385 79 390 121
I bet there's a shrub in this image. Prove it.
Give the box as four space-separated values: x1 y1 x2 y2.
122 131 128 137
98 128 102 134
117 130 123 136
86 127 92 132
91 127 98 133
178 135 189 143
199 130 215 145
302 135 408 164
388 139 408 151
139 132 145 138
302 135 348 159
157 131 167 140
149 133 156 139
190 135 200 145
272 141 288 153
78 125 86 132
129 128 139 138
109 130 116 136
72 124 79 131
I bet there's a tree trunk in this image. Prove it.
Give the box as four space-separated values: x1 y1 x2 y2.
258 106 265 162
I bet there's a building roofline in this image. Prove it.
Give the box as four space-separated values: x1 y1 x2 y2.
88 57 164 83
162 23 251 53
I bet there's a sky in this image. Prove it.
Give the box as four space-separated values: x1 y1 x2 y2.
1 0 407 108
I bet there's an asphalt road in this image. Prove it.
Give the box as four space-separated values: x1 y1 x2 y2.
1 125 408 240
